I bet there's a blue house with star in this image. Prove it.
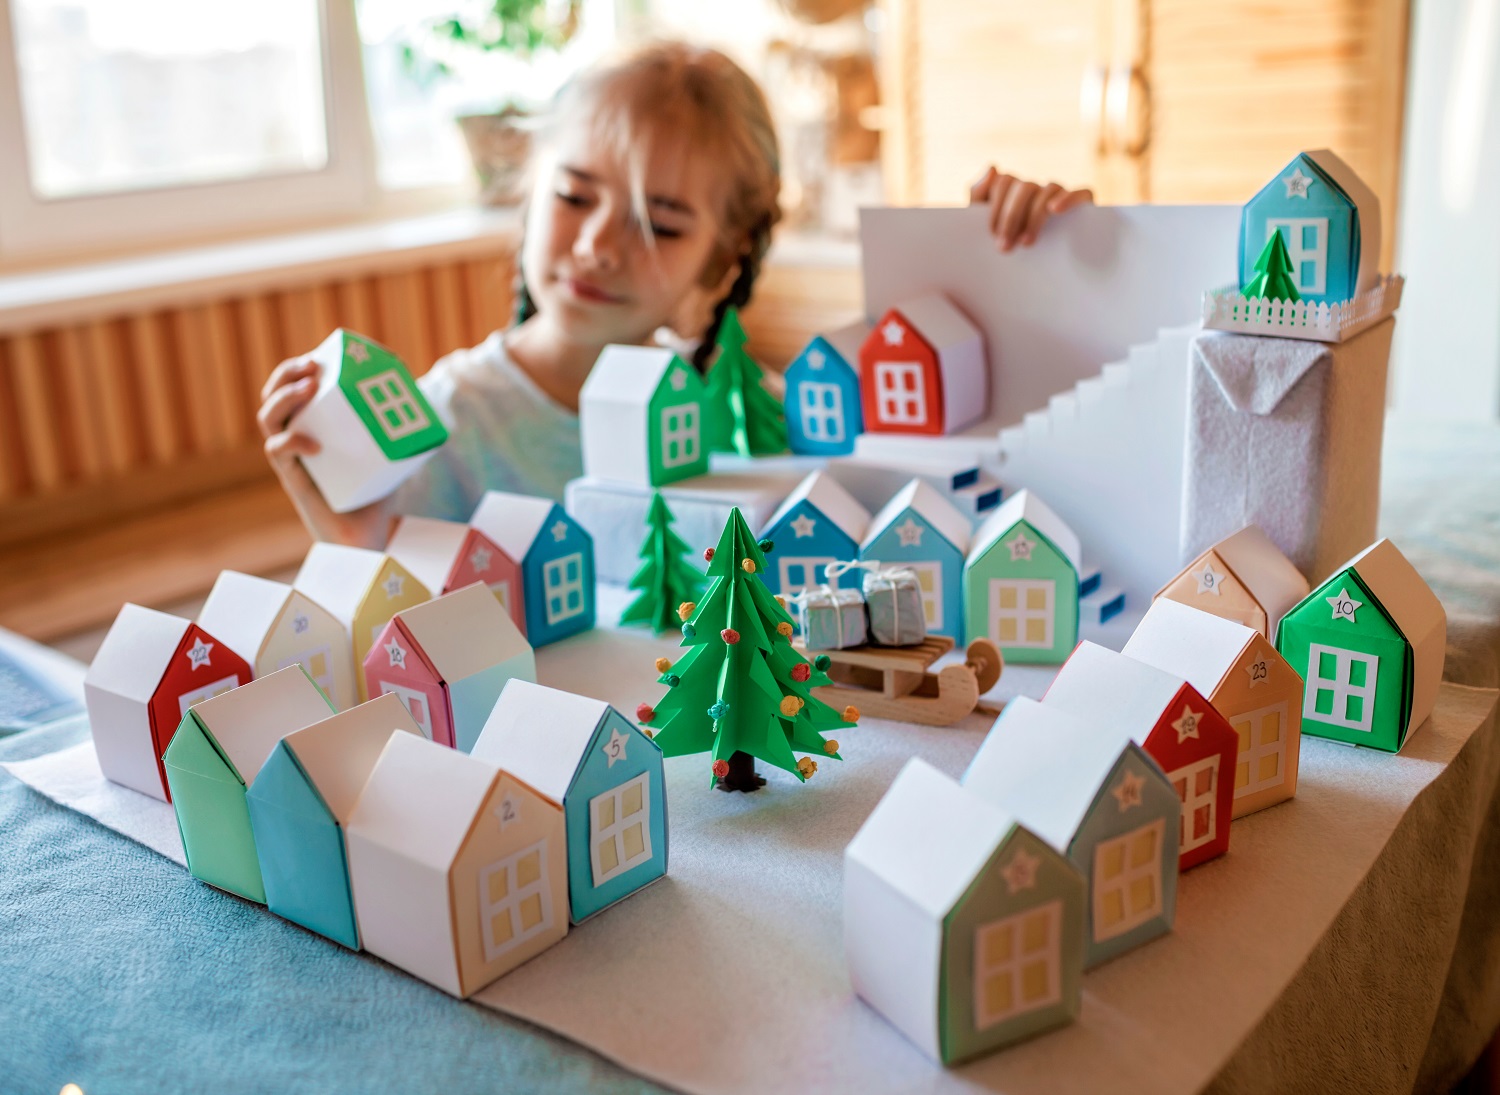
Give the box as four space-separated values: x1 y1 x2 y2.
470 491 594 647
860 478 971 641
784 320 869 456
760 469 872 599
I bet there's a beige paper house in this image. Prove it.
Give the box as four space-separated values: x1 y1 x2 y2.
1159 525 1309 640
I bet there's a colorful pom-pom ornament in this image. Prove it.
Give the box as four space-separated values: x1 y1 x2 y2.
678 601 696 621
824 739 839 755
642 728 655 740
708 701 729 720
703 547 715 562
758 538 774 553
682 622 697 639
814 655 832 671
712 759 730 778
776 621 794 638
775 595 787 610
665 673 681 687
779 695 804 717
842 705 860 722
636 703 656 722
790 662 811 682
741 558 757 574
721 628 740 645
797 757 818 779
654 656 672 673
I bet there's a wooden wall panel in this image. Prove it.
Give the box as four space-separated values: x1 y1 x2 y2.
10 333 63 492
126 313 184 466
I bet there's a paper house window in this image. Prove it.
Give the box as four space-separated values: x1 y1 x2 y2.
799 382 846 443
874 362 926 425
1305 644 1378 733
478 840 555 962
973 900 1063 1030
488 579 512 613
176 675 239 716
276 645 333 699
1234 701 1287 796
1266 218 1328 296
779 556 835 596
659 403 701 470
1169 756 1221 855
543 554 586 625
989 579 1054 648
379 682 432 738
910 562 943 628
589 772 653 887
356 370 432 442
1092 819 1164 942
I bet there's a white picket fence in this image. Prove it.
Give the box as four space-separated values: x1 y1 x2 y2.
1201 274 1404 343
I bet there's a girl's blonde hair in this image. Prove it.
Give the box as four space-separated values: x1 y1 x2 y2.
516 40 783 370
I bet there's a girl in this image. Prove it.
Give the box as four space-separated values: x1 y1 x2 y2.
258 41 1087 548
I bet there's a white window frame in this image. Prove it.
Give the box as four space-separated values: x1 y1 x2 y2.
543 552 586 625
988 578 1055 648
659 402 701 469
778 556 835 596
1304 643 1379 733
973 899 1063 1030
1092 818 1165 942
378 681 433 740
478 840 554 963
799 381 845 443
906 561 944 629
873 361 926 425
1267 218 1328 296
356 370 431 441
177 674 241 716
1233 701 1289 798
589 772 653 887
1169 755 1220 854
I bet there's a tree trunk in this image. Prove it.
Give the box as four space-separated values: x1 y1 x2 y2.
716 750 766 793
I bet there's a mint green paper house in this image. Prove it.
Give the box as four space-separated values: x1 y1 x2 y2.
164 666 335 902
578 345 708 488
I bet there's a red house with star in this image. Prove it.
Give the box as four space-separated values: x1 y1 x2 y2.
387 515 527 635
858 292 988 436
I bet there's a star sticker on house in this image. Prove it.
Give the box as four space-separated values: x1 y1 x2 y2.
185 637 213 670
469 545 492 573
1112 770 1145 812
1172 706 1202 743
347 340 370 362
1001 847 1040 894
1007 532 1034 562
1327 588 1363 622
668 367 688 391
384 638 406 669
1282 166 1313 199
790 514 817 538
602 726 630 768
551 520 570 542
382 574 404 599
1195 564 1225 596
1246 656 1271 689
881 320 905 346
291 613 309 634
894 517 924 547
806 348 826 370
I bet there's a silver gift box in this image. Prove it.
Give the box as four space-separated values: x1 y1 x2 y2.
796 588 868 651
863 569 927 646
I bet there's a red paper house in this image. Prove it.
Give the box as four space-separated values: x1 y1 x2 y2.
386 515 527 636
1042 641 1238 870
858 293 988 436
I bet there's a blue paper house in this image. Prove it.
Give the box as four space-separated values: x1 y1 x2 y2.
246 692 422 949
784 320 869 456
470 680 667 923
1239 150 1382 306
470 491 595 647
760 469 872 599
860 478 971 641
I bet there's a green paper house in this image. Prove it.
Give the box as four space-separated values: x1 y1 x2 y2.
1276 538 1445 753
579 345 708 488
164 666 336 902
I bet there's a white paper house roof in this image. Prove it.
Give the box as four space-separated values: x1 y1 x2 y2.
767 469 871 543
295 543 388 625
1304 149 1383 294
580 345 679 407
469 680 611 805
1201 525 1309 632
1043 641 1186 744
470 491 558 564
281 693 421 824
1344 538 1446 730
1122 599 1258 699
896 293 983 354
85 603 189 704
397 583 531 682
192 666 333 786
968 488 1081 571
387 516 470 595
198 571 296 664
863 478 971 554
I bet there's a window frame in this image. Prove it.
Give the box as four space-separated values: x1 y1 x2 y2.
543 552 586 624
588 771 653 887
1168 754 1220 854
1091 818 1165 942
972 899 1063 1030
478 839 555 963
799 380 845 443
1305 643 1379 733
1233 700 1288 797
873 361 926 425
988 577 1055 648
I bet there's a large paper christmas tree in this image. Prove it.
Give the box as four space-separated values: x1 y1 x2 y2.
620 493 706 633
640 507 857 792
1242 231 1302 303
703 306 788 457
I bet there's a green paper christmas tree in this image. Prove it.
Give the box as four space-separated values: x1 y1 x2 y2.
639 506 857 792
703 306 788 457
1242 231 1302 303
620 493 707 633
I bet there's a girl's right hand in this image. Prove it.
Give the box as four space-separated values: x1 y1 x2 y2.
257 355 322 472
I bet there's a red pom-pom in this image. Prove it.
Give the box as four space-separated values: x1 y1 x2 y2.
712 759 730 779
791 663 811 682
636 703 656 723
703 547 715 562
721 628 740 645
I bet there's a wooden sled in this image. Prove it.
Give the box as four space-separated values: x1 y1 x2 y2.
800 635 1005 727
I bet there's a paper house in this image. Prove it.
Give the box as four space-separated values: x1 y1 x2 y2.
579 345 708 488
1276 539 1446 754
471 681 667 923
859 478 970 640
386 515 526 634
293 543 430 702
346 732 568 997
859 293 987 436
1158 525 1309 640
469 491 595 646
760 469 871 598
844 758 1084 1065
365 583 536 752
963 698 1178 969
785 320 869 456
198 570 356 711
1239 150 1381 306
1044 642 1239 871
964 490 1080 665
85 603 252 802
293 329 449 513
245 693 422 948
1124 599 1303 819
164 667 334 902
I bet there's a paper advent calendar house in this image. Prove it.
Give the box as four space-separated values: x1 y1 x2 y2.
471 681 667 923
845 758 1084 1065
1044 642 1239 870
346 733 568 998
1124 599 1303 819
164 667 334 902
86 604 252 801
759 469 871 598
579 345 708 488
859 293 987 436
469 491 595 647
784 320 869 456
294 543 429 702
365 584 536 752
964 490 1081 665
963 698 1178 969
1276 538 1446 754
860 478 970 641
387 515 526 633
246 693 421 948
1158 524 1309 640
293 329 448 513
1239 150 1381 306
198 570 356 711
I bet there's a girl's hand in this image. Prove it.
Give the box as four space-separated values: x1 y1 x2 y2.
970 167 1094 252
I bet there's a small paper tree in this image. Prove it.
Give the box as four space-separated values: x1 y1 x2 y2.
1242 231 1302 303
703 306 788 457
639 506 857 792
620 493 707 633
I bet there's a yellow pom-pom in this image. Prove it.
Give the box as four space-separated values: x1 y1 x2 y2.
776 621 794 638
776 596 787 610
642 728 655 739
654 656 672 673
824 739 839 755
842 705 860 723
797 757 819 779
779 695 804 717
677 601 696 621
741 558 757 573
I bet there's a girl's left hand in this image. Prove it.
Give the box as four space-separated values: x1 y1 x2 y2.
970 167 1094 252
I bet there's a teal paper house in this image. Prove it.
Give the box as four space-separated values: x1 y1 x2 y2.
246 693 421 948
470 491 596 647
760 469 872 599
579 345 708 488
784 320 868 456
860 478 971 641
164 667 335 903
470 680 667 923
964 489 1081 665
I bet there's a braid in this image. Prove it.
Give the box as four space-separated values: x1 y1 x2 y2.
692 216 772 373
512 262 537 327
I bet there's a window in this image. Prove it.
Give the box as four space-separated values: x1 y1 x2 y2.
907 561 943 628
1267 218 1328 296
873 362 926 425
478 841 554 962
176 674 241 715
543 552 585 624
276 644 333 697
988 579 1054 648
799 382 845 443
779 556 835 596
973 900 1062 1029
1304 644 1378 733
1234 701 1288 797
1168 755 1220 854
659 403 700 468
589 772 653 887
488 579 511 614
356 371 432 441
378 681 432 739
1092 819 1164 941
